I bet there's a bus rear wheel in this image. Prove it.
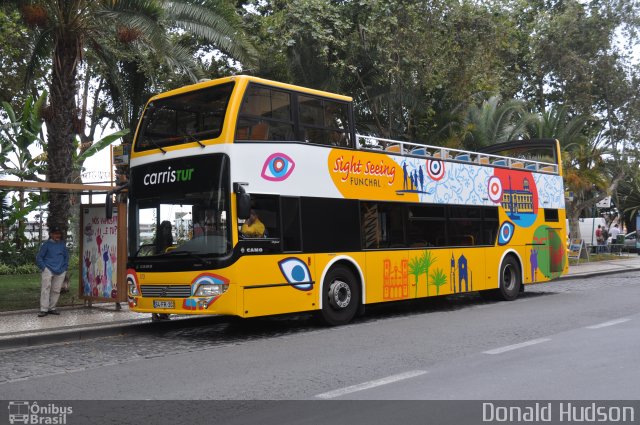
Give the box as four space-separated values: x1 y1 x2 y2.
320 265 360 326
497 256 521 301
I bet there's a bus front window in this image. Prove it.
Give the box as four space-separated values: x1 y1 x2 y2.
135 196 230 258
135 82 234 151
130 153 231 259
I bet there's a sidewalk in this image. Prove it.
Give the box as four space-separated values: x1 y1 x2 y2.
1 255 639 349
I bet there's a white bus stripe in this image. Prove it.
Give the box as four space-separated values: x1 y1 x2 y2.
315 370 427 399
483 338 551 355
586 318 630 329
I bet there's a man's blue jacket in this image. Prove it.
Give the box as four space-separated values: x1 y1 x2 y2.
36 239 69 275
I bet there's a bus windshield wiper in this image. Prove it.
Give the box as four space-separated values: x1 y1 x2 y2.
144 137 167 154
183 132 205 148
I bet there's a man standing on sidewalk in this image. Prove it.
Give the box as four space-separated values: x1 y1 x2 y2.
35 226 69 317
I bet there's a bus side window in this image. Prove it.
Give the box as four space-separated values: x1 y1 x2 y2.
239 195 280 240
281 197 302 252
236 85 295 142
299 96 352 148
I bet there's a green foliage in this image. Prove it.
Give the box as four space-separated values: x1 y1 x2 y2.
0 243 39 268
616 160 640 231
0 241 78 276
0 91 48 181
0 5 44 104
0 263 12 275
13 264 40 275
0 91 49 245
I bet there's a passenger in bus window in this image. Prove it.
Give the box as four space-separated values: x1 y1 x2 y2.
155 221 173 254
241 210 266 238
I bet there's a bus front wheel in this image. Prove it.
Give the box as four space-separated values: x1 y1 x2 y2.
320 265 360 326
497 256 521 301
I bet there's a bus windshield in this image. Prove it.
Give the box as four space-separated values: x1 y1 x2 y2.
130 154 231 258
135 82 234 151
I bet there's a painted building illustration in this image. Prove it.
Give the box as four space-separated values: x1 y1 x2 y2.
383 259 409 300
458 253 470 292
450 252 473 293
502 177 534 215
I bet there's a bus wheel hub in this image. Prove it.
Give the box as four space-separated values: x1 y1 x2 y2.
329 280 351 309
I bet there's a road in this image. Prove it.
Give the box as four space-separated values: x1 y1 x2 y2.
1 271 639 401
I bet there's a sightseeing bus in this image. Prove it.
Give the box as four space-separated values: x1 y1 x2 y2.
125 75 568 325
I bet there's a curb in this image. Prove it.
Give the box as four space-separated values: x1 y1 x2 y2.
559 266 640 282
0 315 227 350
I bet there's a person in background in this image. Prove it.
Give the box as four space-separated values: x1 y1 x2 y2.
35 226 69 317
609 223 620 241
600 225 609 252
609 223 621 251
595 224 604 253
241 210 265 238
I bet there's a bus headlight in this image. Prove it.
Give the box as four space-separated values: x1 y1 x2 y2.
194 283 229 297
128 281 139 296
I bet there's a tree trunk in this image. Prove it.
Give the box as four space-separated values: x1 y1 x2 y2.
45 35 80 235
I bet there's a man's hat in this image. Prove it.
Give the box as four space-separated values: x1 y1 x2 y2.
49 226 63 233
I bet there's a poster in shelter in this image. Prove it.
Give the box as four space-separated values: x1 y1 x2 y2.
81 206 118 299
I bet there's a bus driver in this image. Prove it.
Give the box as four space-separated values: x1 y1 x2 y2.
241 210 265 238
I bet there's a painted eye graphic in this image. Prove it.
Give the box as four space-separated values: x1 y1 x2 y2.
488 176 503 203
426 159 445 181
261 153 295 181
126 268 138 293
498 221 515 245
191 273 228 295
278 257 312 291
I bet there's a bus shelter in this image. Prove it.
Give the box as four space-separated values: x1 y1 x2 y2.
0 180 127 308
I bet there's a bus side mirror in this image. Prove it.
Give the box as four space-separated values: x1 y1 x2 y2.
106 192 113 219
234 182 251 220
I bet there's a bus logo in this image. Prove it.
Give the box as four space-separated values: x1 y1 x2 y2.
8 402 29 424
143 167 194 186
7 401 73 424
261 153 295 181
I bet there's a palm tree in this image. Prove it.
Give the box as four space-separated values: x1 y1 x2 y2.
526 105 588 145
408 256 422 298
459 95 532 150
562 131 624 239
429 268 448 296
420 251 437 297
18 0 255 233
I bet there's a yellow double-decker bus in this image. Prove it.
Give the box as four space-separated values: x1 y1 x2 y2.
125 75 568 325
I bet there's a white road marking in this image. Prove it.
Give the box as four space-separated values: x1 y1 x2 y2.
586 318 630 329
483 338 551 355
315 370 427 399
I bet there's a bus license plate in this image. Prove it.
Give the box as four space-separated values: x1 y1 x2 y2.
153 300 175 309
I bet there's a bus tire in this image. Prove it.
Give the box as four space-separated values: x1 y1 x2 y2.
320 265 360 326
497 255 521 301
